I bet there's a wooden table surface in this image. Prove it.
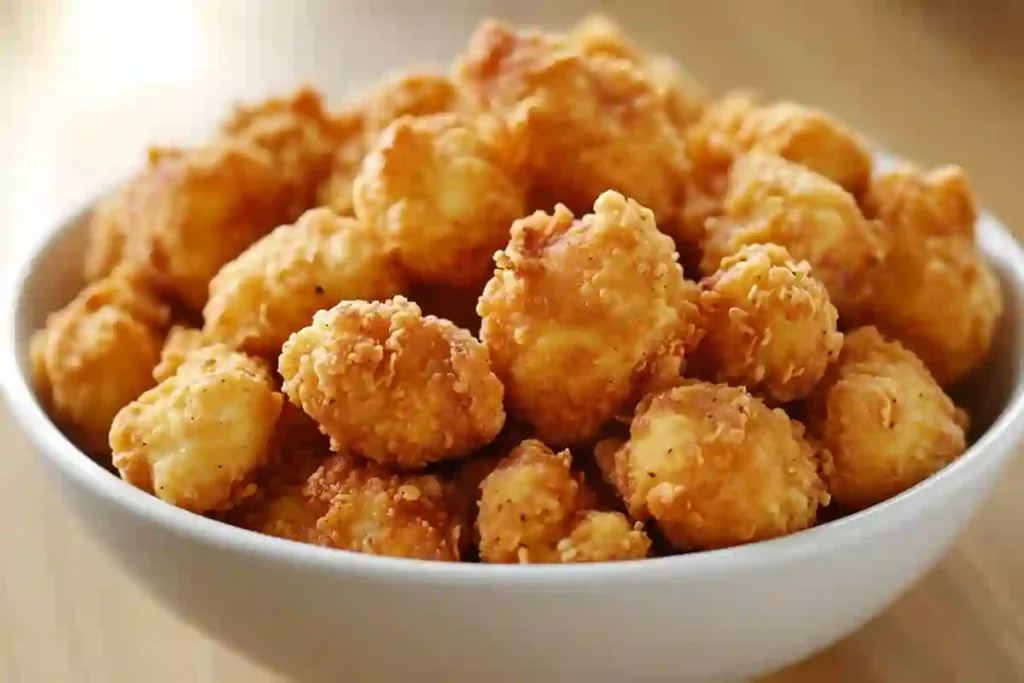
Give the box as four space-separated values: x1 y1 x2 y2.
2 2 1022 681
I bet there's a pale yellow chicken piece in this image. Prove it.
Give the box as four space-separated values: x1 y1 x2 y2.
478 191 701 445
805 327 967 509
851 165 1002 386
278 296 505 469
693 244 843 403
203 207 404 357
353 113 525 286
477 439 650 564
110 347 284 513
702 153 889 314
454 20 688 222
31 270 169 456
219 87 338 216
599 381 828 551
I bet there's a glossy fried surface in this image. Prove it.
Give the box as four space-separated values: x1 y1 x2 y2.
702 153 889 314
353 113 524 286
693 244 842 402
851 165 1002 386
477 439 650 563
478 191 700 445
454 20 688 221
203 207 404 357
278 296 505 468
805 326 967 509
31 271 169 456
603 381 828 551
110 347 284 513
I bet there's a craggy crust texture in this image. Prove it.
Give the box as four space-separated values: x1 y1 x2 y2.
353 113 525 287
694 244 843 403
278 296 506 469
316 72 461 216
203 207 405 357
477 439 650 563
110 347 284 513
453 20 688 221
477 191 701 445
568 15 707 131
608 381 828 551
152 325 205 382
219 87 338 217
702 153 889 314
805 326 967 510
851 165 1002 386
31 272 169 456
115 142 290 311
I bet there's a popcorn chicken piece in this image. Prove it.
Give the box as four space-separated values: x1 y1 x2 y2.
454 20 688 221
477 439 650 563
153 325 205 382
354 113 525 286
31 271 169 456
603 381 828 551
478 191 700 445
203 207 404 357
110 347 284 513
805 327 967 509
702 153 889 314
314 108 367 216
220 87 338 216
278 296 505 469
851 165 1002 386
694 244 843 403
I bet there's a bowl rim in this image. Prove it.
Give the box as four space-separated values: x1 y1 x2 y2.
3 157 1023 587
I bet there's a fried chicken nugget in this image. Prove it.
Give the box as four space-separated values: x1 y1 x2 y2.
278 296 505 469
693 244 843 403
353 113 525 286
805 327 967 509
110 346 284 513
478 191 701 445
84 182 135 282
31 270 169 456
453 20 687 221
702 153 889 313
114 142 290 311
203 207 405 357
601 381 828 551
152 325 205 382
851 165 1002 386
316 72 462 216
220 87 338 217
477 439 650 563
569 15 707 131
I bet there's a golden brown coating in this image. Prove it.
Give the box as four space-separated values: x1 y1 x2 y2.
84 183 134 282
314 108 367 216
353 113 525 286
110 347 284 513
278 296 505 469
702 153 889 314
693 244 843 403
112 142 290 311
478 191 700 445
851 165 1002 386
363 71 464 136
604 381 828 551
805 327 967 509
203 207 404 358
477 439 650 563
453 20 687 221
219 87 338 216
153 325 205 382
31 272 169 456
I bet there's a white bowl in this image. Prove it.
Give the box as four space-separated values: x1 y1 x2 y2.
3 175 1023 683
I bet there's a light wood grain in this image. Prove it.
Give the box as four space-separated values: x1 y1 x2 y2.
1 2 1022 681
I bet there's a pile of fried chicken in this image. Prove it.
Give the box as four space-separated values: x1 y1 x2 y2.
30 17 1003 563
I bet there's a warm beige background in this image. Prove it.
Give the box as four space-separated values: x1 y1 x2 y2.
2 1 1022 681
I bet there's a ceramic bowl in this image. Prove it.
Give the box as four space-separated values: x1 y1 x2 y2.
3 159 1023 682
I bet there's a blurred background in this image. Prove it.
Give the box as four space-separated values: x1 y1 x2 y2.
1 2 1023 682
